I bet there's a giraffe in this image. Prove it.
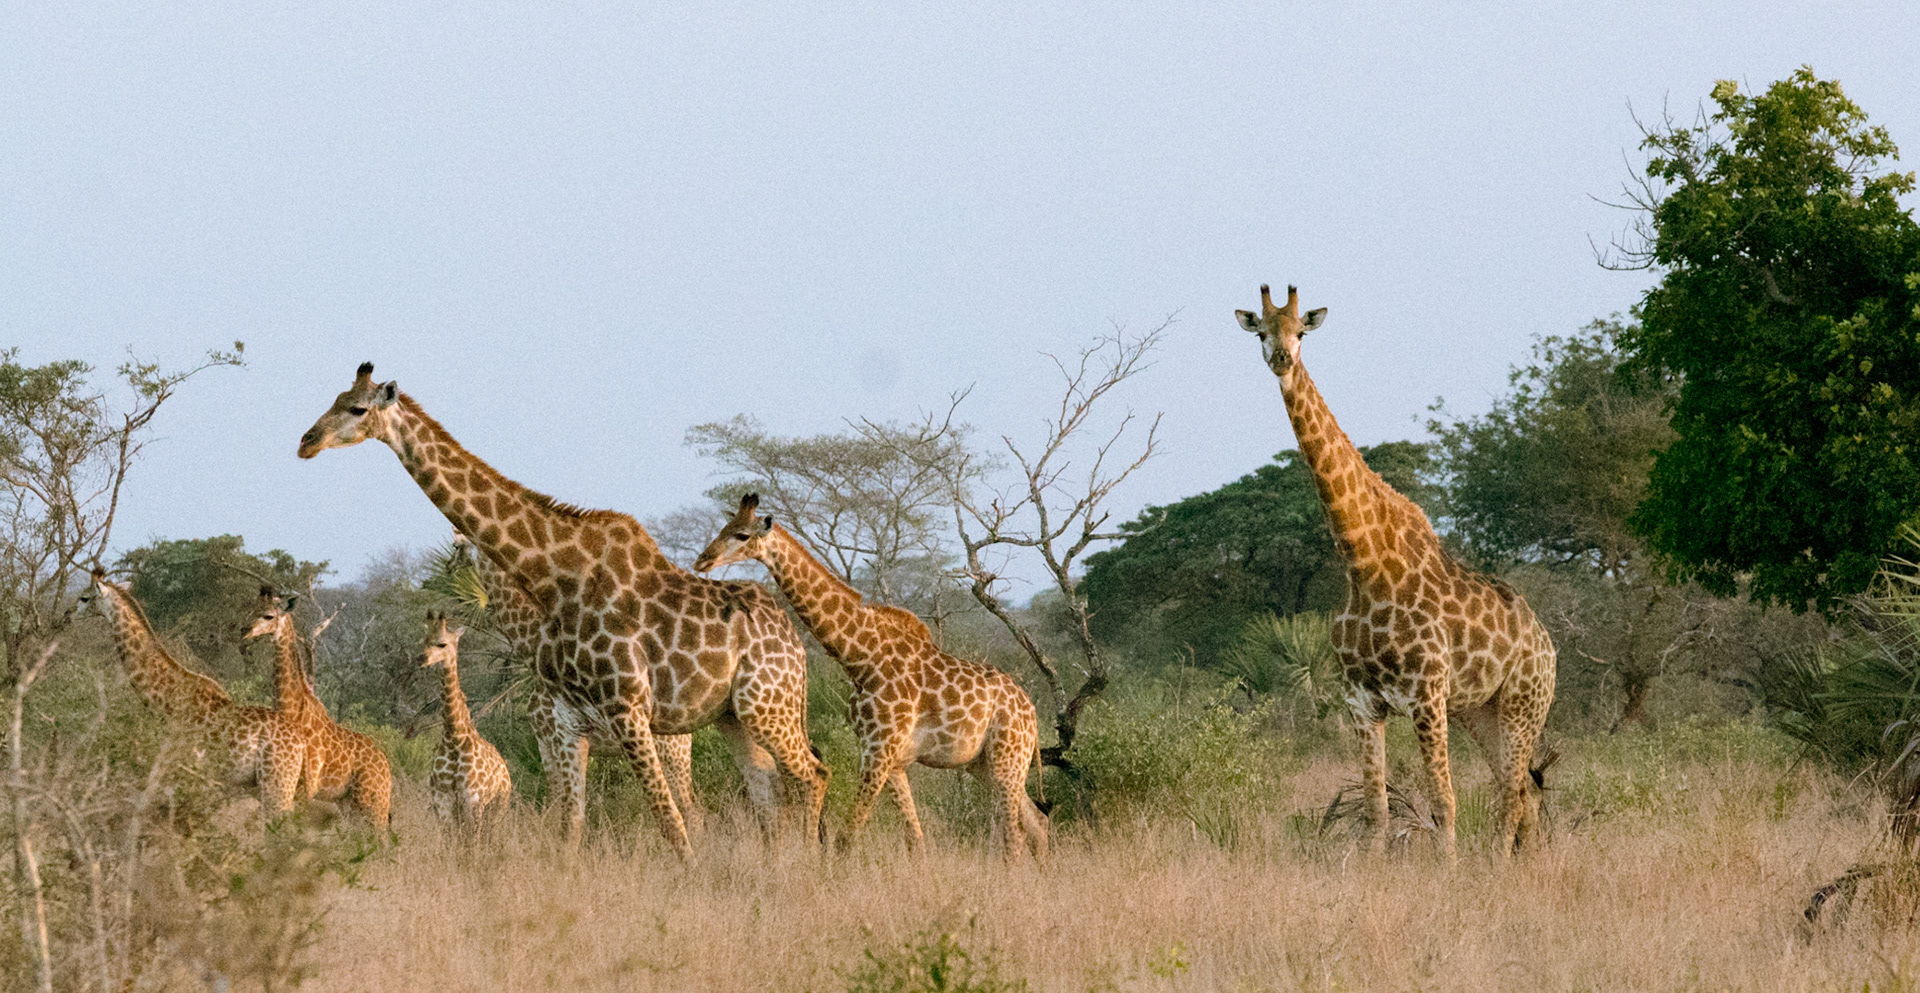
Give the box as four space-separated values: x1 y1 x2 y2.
414 611 514 826
695 494 1048 858
242 589 395 835
80 569 308 818
449 531 703 836
298 363 826 857
1235 284 1556 857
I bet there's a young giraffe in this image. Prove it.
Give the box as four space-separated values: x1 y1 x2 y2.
80 570 309 817
243 590 395 834
695 495 1048 858
450 531 703 835
1235 284 1556 857
299 363 826 857
417 611 514 826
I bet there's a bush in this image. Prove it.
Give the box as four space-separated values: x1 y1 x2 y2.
840 922 1029 993
1067 691 1286 833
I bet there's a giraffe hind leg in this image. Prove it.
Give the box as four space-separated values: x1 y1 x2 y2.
657 733 702 838
1409 690 1458 863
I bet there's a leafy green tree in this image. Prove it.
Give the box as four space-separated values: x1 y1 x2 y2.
1081 441 1438 665
1433 323 1673 574
117 535 327 682
1613 68 1920 609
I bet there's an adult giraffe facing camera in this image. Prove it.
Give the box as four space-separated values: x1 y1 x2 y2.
1234 284 1555 858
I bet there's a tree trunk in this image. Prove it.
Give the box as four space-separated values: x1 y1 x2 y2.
1610 669 1652 734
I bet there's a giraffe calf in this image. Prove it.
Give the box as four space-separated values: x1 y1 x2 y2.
420 612 513 828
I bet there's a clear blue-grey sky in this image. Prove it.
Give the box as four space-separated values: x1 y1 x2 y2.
5 3 1916 587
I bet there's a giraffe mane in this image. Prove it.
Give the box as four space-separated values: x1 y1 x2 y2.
872 604 935 644
396 393 661 537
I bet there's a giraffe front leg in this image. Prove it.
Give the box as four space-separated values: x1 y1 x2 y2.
1351 708 1389 854
613 708 693 861
841 736 909 854
1499 680 1553 856
888 767 924 855
1409 692 1458 863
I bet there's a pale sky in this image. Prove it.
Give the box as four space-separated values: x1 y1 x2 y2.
5 3 1917 591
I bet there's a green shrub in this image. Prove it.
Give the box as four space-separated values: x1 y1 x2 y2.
1067 691 1284 830
840 922 1029 993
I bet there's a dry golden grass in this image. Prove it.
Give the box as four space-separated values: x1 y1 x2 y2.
294 726 1920 993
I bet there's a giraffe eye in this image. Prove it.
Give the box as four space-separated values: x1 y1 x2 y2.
732 532 749 541
347 406 368 416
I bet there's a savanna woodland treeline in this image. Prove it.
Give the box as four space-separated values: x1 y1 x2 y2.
9 68 1920 990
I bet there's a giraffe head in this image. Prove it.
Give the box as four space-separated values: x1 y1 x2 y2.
1234 284 1327 377
243 586 297 640
692 494 775 572
298 362 400 459
76 566 115 617
419 612 464 669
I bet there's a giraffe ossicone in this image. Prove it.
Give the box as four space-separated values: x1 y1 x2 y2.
1235 283 1556 859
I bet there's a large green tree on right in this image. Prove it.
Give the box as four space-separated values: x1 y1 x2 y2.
1620 68 1920 610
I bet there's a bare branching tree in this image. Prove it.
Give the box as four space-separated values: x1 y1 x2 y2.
921 320 1170 779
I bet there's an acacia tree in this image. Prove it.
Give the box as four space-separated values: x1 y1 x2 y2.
0 345 239 991
683 413 979 620
911 321 1169 777
1607 68 1920 610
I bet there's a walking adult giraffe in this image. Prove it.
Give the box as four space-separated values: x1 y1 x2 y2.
298 363 825 857
695 495 1047 859
1235 284 1556 857
450 531 704 837
80 570 308 817
243 590 394 834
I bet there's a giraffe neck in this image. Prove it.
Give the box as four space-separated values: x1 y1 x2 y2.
1277 361 1433 569
374 395 673 609
267 619 315 719
97 583 231 722
439 661 479 742
754 526 882 673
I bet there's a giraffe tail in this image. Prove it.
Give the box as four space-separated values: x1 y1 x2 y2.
1031 739 1046 809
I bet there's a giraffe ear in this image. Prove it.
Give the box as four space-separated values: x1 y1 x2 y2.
1234 310 1261 333
760 515 774 533
1302 308 1328 332
375 381 399 407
